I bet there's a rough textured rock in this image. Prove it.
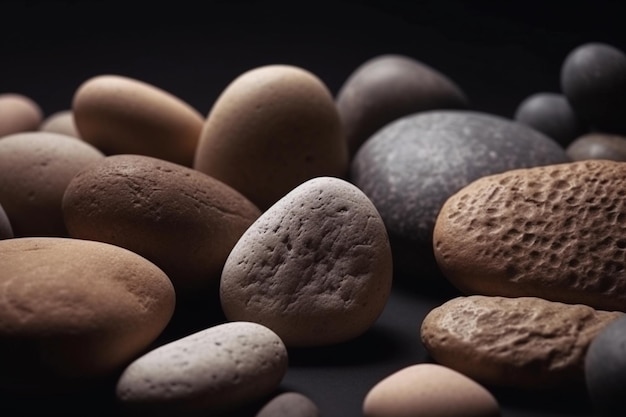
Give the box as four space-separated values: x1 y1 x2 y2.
420 295 623 388
220 177 393 347
193 65 348 211
40 110 80 138
0 132 105 237
73 74 204 166
434 160 626 311
561 42 626 134
0 237 176 394
514 92 586 146
585 315 626 416
336 54 468 156
351 110 568 276
0 93 43 137
0 203 13 239
63 154 260 294
116 321 288 416
566 133 626 161
256 392 319 417
363 363 500 417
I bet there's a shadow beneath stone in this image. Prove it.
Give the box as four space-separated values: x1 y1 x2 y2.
491 384 594 415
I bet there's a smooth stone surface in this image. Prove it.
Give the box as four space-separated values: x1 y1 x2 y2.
220 177 393 347
351 110 568 276
40 110 80 138
336 54 468 156
363 363 500 417
256 392 319 417
561 42 626 134
434 160 626 311
63 154 260 293
73 74 204 166
514 92 586 146
0 203 13 239
0 237 176 393
421 295 623 389
566 133 626 161
0 132 104 236
116 321 288 416
193 65 349 211
0 93 43 137
585 314 626 416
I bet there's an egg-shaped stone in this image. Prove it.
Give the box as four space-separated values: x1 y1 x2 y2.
561 42 626 134
116 321 288 416
420 296 622 388
40 110 80 138
0 203 13 239
0 132 104 237
220 177 392 347
0 93 43 137
0 237 176 393
433 160 626 311
193 65 348 211
73 74 203 166
63 154 260 293
566 133 626 161
585 314 626 416
336 54 468 156
256 392 319 417
514 92 586 146
363 363 500 417
351 110 568 276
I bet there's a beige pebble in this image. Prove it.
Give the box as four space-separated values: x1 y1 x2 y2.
433 160 626 311
256 392 319 417
0 237 175 393
193 65 348 210
73 74 203 166
40 110 80 138
220 176 392 347
420 295 623 388
0 93 43 137
0 132 104 236
116 321 288 416
363 363 500 417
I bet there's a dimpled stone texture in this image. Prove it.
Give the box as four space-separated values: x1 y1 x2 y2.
116 321 288 416
566 133 626 161
434 160 626 311
351 110 568 275
420 295 623 388
220 177 393 347
256 392 319 417
585 315 626 416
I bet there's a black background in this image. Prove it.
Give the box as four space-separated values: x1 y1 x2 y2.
1 1 625 416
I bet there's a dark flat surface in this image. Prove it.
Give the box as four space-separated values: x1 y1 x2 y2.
1 1 624 416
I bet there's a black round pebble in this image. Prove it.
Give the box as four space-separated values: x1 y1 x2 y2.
566 133 626 161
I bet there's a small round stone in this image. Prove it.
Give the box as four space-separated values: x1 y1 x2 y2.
585 315 626 416
40 110 80 138
220 176 393 347
566 132 626 161
363 363 500 417
514 92 586 146
0 203 13 239
0 93 43 137
256 392 319 417
116 321 288 416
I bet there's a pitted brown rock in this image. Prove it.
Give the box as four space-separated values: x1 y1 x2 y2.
420 295 623 388
434 160 626 311
220 177 393 347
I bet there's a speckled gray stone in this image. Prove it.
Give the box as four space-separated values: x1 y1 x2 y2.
256 392 319 417
220 177 393 347
0 203 13 239
116 321 288 416
566 133 626 161
350 110 569 276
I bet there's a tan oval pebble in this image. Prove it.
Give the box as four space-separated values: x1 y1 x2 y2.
62 154 260 293
256 392 319 417
220 176 392 347
193 65 349 210
0 237 175 392
116 321 288 416
0 132 104 236
363 363 500 417
0 203 13 239
433 160 626 311
420 295 623 388
0 93 43 137
566 132 626 161
73 74 203 166
40 110 80 138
